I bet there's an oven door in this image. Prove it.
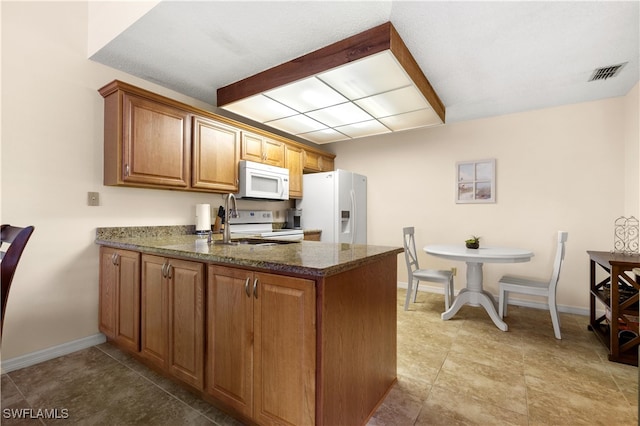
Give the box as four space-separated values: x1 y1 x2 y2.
261 231 304 241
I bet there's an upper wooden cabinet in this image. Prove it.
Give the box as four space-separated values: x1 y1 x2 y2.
108 92 191 188
285 144 303 199
303 149 335 173
99 80 335 194
192 115 240 192
241 132 285 167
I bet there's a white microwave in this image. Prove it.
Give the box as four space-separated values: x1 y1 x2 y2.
237 160 289 200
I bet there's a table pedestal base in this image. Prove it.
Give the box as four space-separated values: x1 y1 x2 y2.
440 261 509 331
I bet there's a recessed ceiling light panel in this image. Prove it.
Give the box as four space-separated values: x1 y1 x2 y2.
318 51 412 100
379 108 441 131
299 128 349 144
265 77 347 112
265 114 327 134
334 120 391 139
217 22 445 144
222 94 297 122
355 85 430 118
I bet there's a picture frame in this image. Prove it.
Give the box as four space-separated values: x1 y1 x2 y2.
456 159 496 203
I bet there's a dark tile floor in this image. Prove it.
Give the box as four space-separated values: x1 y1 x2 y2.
1 290 638 425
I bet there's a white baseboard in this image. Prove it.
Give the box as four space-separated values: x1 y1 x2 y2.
398 281 589 317
1 333 106 374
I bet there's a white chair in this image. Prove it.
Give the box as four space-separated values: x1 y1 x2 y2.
498 231 568 339
402 227 454 311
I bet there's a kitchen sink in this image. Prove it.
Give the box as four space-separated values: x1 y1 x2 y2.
233 238 300 246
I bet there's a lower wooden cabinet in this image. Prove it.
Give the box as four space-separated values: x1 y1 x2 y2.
99 247 140 352
98 244 398 425
206 265 316 425
304 231 321 241
140 254 205 390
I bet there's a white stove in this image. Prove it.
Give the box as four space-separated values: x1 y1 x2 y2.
229 210 304 241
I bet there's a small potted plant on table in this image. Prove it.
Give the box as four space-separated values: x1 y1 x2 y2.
465 236 480 249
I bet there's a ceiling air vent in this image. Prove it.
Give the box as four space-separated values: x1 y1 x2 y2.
589 62 627 81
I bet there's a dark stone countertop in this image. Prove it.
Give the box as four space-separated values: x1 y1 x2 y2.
96 226 403 277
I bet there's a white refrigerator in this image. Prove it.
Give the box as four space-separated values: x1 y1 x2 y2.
296 170 367 244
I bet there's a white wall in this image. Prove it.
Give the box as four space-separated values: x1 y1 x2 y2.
87 1 159 57
623 82 640 216
332 85 639 314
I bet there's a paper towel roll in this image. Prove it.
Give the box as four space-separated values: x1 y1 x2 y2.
195 204 211 234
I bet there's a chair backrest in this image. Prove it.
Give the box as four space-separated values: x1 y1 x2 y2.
402 227 420 276
1 224 35 337
549 231 568 292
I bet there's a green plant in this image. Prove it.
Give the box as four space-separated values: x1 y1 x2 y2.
465 235 480 249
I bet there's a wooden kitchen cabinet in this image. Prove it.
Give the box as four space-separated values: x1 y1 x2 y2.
206 265 315 425
303 231 321 241
99 247 140 353
100 80 336 195
101 83 191 188
192 115 240 192
303 149 335 172
285 144 303 199
141 254 205 390
241 132 285 167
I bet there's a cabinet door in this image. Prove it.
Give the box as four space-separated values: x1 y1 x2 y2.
320 155 334 172
241 132 285 167
303 150 335 172
263 138 285 167
122 93 190 188
192 116 240 191
285 144 303 199
167 258 205 390
115 250 141 352
140 254 169 369
99 247 140 352
253 273 316 426
206 265 254 417
99 247 118 339
241 132 265 163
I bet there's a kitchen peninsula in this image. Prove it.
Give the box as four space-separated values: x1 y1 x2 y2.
96 226 402 426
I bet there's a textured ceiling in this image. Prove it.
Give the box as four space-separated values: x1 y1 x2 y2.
91 1 640 129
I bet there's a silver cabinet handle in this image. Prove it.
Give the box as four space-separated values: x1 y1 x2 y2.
161 262 168 278
253 278 258 299
111 252 119 265
244 277 250 297
166 263 172 279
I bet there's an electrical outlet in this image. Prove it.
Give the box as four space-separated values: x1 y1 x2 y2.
88 192 100 206
451 267 457 276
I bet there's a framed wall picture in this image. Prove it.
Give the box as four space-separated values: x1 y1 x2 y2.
456 159 496 203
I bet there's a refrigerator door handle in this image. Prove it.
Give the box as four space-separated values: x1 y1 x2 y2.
350 189 356 244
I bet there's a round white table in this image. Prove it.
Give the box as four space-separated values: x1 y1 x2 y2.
424 244 534 331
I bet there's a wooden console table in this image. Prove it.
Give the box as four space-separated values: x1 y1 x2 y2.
588 250 640 366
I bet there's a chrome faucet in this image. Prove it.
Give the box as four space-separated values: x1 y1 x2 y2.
217 193 238 245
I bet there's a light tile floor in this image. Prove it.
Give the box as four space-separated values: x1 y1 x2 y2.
1 290 638 425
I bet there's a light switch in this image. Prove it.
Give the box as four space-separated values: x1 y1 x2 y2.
88 192 100 206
